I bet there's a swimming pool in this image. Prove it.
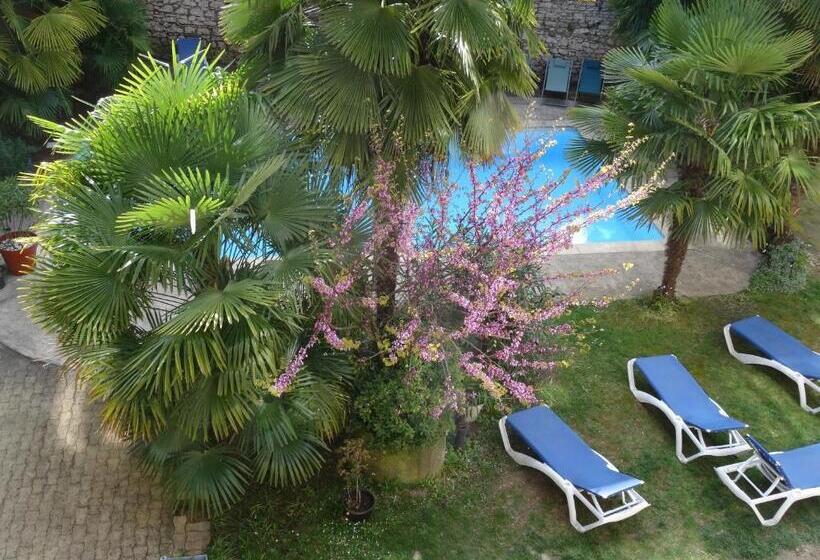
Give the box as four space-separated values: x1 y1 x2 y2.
445 128 663 244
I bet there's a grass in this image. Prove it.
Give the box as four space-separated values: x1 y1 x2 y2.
209 281 820 560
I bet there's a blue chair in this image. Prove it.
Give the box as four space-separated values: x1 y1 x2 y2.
175 37 203 65
499 405 649 532
575 58 603 103
541 57 572 105
628 355 750 463
724 315 819 413
715 436 820 526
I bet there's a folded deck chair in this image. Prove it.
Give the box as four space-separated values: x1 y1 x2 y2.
715 436 820 526
541 57 572 105
175 37 203 65
499 405 649 532
575 59 603 103
724 316 819 413
628 355 750 463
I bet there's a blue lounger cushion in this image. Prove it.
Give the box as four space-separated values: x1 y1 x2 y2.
730 316 820 380
746 436 820 490
506 406 643 498
543 58 571 95
633 355 747 433
175 37 202 63
577 59 602 96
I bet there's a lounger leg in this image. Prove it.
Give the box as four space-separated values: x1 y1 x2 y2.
715 460 808 527
797 378 820 414
565 489 585 533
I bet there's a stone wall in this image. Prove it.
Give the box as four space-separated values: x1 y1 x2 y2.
141 0 225 55
532 0 618 86
139 0 618 82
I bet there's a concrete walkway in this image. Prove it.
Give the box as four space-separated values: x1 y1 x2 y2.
0 343 174 559
545 242 759 299
0 276 62 365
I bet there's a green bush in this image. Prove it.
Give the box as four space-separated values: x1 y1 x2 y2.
0 134 34 178
354 360 448 451
81 0 150 93
0 176 34 231
0 1 105 135
749 241 812 294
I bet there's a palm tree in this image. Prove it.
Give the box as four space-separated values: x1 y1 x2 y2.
0 0 106 134
570 0 820 298
777 0 820 95
25 53 351 517
609 0 819 96
80 0 150 94
220 0 543 325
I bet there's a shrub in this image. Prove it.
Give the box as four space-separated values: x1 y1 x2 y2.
81 0 150 93
749 241 812 294
0 134 34 178
0 1 105 135
354 360 448 451
0 176 34 232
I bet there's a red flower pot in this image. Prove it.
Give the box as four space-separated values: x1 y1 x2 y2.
0 231 37 275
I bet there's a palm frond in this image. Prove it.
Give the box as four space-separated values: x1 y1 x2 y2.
168 446 251 518
322 0 414 76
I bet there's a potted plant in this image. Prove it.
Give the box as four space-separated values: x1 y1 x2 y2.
354 359 449 483
453 389 486 449
0 176 36 275
337 438 375 522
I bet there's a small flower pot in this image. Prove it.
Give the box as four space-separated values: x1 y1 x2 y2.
0 231 36 276
343 488 375 522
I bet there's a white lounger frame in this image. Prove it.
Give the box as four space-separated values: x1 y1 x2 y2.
627 358 750 463
724 324 820 414
715 453 820 526
499 412 650 533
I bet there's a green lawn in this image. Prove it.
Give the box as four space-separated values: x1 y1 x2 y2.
210 283 820 560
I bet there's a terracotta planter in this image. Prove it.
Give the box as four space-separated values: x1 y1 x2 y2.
0 231 36 275
371 434 447 483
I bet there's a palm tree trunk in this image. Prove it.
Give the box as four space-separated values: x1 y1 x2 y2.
373 157 415 329
656 222 689 298
375 239 398 328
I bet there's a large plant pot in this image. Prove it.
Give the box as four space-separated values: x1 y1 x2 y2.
0 231 36 275
371 434 447 483
342 488 375 522
172 514 211 556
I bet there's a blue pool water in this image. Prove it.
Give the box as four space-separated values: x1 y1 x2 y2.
445 129 662 243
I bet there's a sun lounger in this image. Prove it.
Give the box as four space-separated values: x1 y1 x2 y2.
499 405 649 532
628 355 750 463
724 316 819 413
575 58 603 103
541 57 572 105
715 436 820 526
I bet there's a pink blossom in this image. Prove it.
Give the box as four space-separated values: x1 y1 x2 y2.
271 131 663 403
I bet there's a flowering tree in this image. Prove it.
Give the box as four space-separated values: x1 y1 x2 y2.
272 133 667 409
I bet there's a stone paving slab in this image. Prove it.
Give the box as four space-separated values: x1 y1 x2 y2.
0 344 173 559
0 276 62 366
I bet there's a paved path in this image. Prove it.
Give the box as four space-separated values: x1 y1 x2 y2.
0 344 173 559
0 275 62 365
545 243 759 299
